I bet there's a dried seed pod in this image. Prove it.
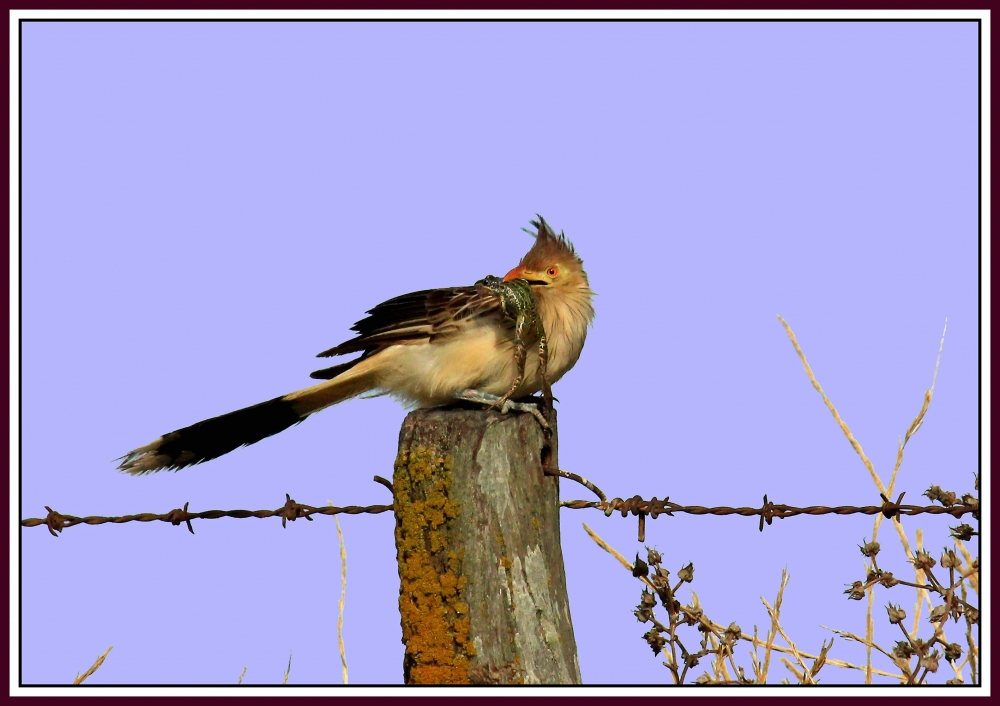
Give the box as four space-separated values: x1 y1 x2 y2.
886 603 907 625
858 538 881 557
632 553 649 578
912 549 936 571
642 628 667 655
646 547 662 566
944 642 963 663
949 523 975 541
844 581 866 601
928 605 949 624
919 651 941 673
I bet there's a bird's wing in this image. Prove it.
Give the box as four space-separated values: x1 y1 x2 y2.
316 285 503 359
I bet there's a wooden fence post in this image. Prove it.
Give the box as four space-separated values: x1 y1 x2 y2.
393 405 582 685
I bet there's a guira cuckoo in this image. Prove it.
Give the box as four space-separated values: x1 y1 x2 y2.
117 216 595 475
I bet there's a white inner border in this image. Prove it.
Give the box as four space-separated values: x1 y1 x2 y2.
8 7 991 698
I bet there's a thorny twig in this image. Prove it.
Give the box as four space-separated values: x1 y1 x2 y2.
73 645 113 685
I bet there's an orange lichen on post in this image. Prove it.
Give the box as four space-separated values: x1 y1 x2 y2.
394 445 477 684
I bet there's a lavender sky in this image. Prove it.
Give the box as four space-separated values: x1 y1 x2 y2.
18 20 980 686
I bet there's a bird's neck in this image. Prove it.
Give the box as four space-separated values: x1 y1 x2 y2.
535 282 595 378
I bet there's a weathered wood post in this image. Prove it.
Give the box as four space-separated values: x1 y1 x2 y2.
393 404 582 684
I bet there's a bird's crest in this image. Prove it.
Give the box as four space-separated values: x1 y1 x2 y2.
519 215 579 270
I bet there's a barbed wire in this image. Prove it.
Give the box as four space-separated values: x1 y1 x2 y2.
22 489 394 537
551 469 978 541
563 495 976 542
20 472 976 538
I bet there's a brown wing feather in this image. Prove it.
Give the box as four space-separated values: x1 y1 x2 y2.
315 285 501 360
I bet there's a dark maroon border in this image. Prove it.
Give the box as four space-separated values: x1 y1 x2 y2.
3 7 987 698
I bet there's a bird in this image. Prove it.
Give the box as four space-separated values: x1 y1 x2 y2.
117 216 596 475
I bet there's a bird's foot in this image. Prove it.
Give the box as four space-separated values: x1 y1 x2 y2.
455 389 551 431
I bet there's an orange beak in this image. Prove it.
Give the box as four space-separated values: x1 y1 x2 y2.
502 265 526 282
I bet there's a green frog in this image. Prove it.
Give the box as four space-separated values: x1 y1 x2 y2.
476 274 552 418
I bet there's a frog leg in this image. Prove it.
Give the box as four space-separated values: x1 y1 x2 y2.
492 312 529 410
537 329 552 408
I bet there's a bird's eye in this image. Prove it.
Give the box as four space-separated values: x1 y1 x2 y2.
547 266 559 277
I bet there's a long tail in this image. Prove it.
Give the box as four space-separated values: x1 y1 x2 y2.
117 358 380 475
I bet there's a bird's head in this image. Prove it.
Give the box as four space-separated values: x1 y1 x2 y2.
503 216 591 295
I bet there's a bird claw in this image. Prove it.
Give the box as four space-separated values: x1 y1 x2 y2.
456 389 551 431
502 398 551 431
